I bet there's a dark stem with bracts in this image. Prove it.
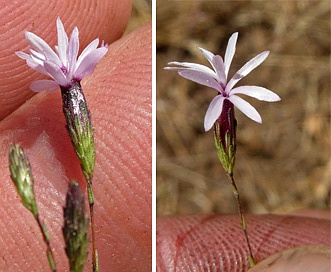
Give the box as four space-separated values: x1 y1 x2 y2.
61 82 98 272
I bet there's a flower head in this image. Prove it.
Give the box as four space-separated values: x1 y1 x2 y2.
165 32 281 131
8 144 38 217
63 180 89 272
16 17 108 92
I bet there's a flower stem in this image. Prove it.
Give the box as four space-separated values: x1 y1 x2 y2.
35 215 57 272
87 181 98 272
227 173 255 266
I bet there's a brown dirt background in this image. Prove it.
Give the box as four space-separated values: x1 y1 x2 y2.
156 1 330 216
125 0 152 34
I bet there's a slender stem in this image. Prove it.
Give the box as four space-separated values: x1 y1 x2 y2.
227 174 255 266
35 214 57 272
87 181 98 272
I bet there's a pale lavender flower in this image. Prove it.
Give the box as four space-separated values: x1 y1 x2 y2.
16 17 108 92
165 32 281 131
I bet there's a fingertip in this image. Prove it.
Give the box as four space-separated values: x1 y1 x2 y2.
80 23 151 271
248 246 331 272
157 214 330 271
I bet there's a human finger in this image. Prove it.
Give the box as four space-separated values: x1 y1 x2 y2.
157 213 330 271
248 246 330 272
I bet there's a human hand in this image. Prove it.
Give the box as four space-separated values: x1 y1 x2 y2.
0 1 151 271
157 211 330 271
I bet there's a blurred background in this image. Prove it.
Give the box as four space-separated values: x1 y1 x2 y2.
125 0 151 34
156 1 330 216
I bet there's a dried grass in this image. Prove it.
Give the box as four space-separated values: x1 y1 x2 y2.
156 0 330 216
125 0 152 34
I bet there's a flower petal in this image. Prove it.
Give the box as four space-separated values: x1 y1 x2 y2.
16 51 49 74
224 32 238 77
17 51 46 75
204 95 225 131
75 38 100 69
29 49 46 62
228 94 262 123
230 86 281 102
30 80 59 92
26 59 48 75
198 47 215 64
25 31 62 67
67 27 79 76
212 55 226 86
197 47 227 84
17 51 48 75
226 51 269 92
16 51 30 60
177 70 222 92
43 60 68 86
73 47 108 80
56 17 68 66
165 61 217 79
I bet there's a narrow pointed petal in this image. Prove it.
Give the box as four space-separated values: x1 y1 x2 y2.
25 31 62 67
230 86 281 101
212 55 226 85
224 32 238 77
204 95 225 131
29 49 46 61
228 95 262 123
17 50 48 75
197 47 227 84
16 51 30 60
27 52 47 72
197 47 216 68
76 38 100 68
73 47 108 80
30 80 59 92
56 17 68 65
177 70 222 92
26 59 48 75
43 61 68 86
67 27 79 76
226 51 269 92
165 61 217 79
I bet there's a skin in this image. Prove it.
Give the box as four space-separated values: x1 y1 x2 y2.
157 212 330 271
0 0 151 271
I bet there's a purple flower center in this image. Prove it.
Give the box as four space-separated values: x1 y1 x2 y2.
219 89 228 98
61 66 68 75
215 99 236 151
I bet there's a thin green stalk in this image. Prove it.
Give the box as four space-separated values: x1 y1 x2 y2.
35 215 57 272
87 182 98 272
228 174 255 266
